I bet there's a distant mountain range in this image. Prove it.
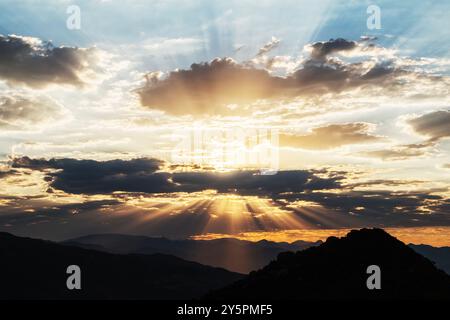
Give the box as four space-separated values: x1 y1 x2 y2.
63 234 321 274
1 229 449 300
409 244 450 275
0 232 242 300
63 233 450 275
206 229 450 300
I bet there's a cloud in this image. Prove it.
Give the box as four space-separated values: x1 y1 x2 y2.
360 142 433 160
345 179 425 188
280 123 382 150
357 113 447 161
0 34 98 88
0 93 65 129
0 169 18 179
171 170 341 195
12 157 172 194
11 156 342 195
361 149 424 160
278 190 450 223
408 110 450 140
309 38 357 60
0 189 448 241
255 36 280 58
138 57 282 116
362 110 450 161
137 38 429 116
3 157 449 238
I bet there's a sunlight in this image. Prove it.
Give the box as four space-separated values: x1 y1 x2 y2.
191 226 450 247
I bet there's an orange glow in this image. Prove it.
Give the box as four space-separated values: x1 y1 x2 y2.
191 226 450 247
112 192 310 236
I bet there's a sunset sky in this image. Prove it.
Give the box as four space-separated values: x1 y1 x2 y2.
0 0 449 245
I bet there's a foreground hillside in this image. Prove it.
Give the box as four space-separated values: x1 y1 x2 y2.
0 232 242 300
207 228 450 300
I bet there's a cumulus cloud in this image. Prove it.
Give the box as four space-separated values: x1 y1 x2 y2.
280 123 382 150
0 94 65 129
0 34 98 88
137 56 401 115
138 57 282 115
137 38 428 116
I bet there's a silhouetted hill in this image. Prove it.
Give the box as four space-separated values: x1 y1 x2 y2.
206 228 450 300
409 244 450 275
64 234 320 274
0 232 242 300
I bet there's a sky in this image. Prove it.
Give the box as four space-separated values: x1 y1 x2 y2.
0 0 449 245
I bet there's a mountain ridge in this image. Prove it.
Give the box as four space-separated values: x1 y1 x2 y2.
63 232 450 275
206 228 450 300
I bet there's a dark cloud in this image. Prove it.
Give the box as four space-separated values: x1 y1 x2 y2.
0 169 19 179
2 157 449 239
310 38 357 60
360 62 400 80
408 110 450 140
360 36 378 42
171 170 340 194
12 157 341 195
345 179 425 188
8 157 449 227
0 35 96 88
12 157 172 194
275 190 450 228
279 188 446 213
280 123 382 150
12 156 163 172
0 94 64 129
137 39 411 116
361 111 450 161
1 184 448 240
428 198 450 214
292 58 405 95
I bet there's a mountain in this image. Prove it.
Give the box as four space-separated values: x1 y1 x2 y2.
206 228 450 300
0 232 242 300
409 244 450 275
63 234 320 274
